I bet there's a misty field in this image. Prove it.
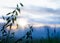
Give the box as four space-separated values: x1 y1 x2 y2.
0 23 60 43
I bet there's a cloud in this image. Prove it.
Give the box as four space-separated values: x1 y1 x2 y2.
21 0 60 9
21 5 60 24
26 6 60 14
0 0 60 24
0 0 20 7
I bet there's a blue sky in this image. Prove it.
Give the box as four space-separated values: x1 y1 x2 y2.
0 0 60 24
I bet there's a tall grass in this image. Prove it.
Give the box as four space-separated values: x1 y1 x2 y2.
0 3 23 43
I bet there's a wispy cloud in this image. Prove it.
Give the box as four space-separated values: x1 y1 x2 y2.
21 6 60 24
0 0 60 24
21 0 60 9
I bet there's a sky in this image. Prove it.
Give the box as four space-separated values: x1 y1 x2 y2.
0 0 60 25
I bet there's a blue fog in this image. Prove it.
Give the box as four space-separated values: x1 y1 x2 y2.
0 23 60 39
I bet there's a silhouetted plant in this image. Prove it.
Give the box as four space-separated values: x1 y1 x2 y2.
44 26 51 43
1 3 23 43
25 25 33 43
15 35 25 43
54 25 56 37
15 25 33 43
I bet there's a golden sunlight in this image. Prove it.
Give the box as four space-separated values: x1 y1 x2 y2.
7 25 17 30
7 18 28 30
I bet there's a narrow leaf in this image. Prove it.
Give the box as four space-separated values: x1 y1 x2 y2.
2 30 6 34
1 25 5 31
17 4 19 8
6 20 11 26
20 3 23 7
14 17 16 21
2 16 5 20
4 30 7 33
7 12 11 15
6 17 10 20
16 12 18 15
10 23 12 29
17 24 18 29
16 8 20 13
12 10 16 13
12 18 14 23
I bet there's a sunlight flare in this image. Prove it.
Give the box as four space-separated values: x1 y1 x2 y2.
17 18 28 28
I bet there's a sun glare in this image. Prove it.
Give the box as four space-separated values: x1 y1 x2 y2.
7 18 28 30
17 18 28 28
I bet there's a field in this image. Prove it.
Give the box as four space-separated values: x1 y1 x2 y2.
0 23 60 43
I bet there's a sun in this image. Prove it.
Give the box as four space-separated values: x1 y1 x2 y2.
7 18 28 30
17 18 28 28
